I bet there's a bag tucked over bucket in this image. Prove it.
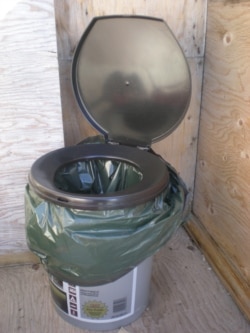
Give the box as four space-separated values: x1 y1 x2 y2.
25 157 189 286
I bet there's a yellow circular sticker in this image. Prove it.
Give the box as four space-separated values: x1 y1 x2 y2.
83 301 108 319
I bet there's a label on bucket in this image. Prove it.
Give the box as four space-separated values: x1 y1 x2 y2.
49 267 138 323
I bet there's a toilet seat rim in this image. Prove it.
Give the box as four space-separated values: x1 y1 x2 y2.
28 144 169 210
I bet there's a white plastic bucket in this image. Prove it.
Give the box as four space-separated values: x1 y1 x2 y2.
49 256 153 331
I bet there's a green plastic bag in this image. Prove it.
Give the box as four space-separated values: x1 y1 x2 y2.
25 155 189 286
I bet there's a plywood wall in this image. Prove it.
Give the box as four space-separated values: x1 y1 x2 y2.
189 1 250 320
0 0 64 262
54 0 207 192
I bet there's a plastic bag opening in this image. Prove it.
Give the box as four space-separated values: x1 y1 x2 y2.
54 159 143 195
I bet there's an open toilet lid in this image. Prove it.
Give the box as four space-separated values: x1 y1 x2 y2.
72 16 191 147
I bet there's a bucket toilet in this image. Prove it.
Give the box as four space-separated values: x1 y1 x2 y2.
25 16 191 331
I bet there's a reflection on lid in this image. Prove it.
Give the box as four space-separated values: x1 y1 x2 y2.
72 16 191 146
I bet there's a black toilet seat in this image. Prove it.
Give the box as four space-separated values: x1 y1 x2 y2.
28 16 191 212
29 144 169 210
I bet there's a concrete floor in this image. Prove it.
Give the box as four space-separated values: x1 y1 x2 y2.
0 227 249 333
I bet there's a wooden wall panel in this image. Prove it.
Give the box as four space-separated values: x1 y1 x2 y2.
55 0 206 59
54 0 207 191
191 1 250 319
0 0 64 258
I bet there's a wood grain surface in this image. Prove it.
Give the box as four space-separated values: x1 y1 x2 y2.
1 228 249 333
192 1 250 319
54 0 206 60
0 0 64 255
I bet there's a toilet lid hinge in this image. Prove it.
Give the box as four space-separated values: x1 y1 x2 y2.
107 140 150 151
136 145 150 151
106 139 120 146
